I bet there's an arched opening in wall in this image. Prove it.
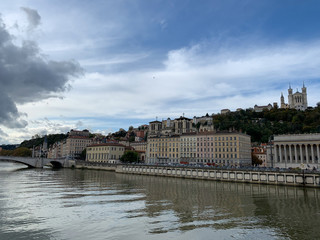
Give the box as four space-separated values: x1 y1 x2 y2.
50 161 63 168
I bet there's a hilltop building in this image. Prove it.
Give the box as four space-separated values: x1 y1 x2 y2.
280 83 308 111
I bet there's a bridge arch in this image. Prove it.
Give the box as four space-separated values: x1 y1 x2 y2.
0 158 36 168
50 161 63 168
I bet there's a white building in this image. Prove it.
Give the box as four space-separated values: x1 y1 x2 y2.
281 84 308 111
267 133 320 169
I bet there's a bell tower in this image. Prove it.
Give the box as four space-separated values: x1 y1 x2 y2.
288 83 293 108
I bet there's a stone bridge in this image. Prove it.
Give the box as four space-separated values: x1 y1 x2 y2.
0 156 75 168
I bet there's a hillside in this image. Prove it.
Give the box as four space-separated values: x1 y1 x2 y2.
212 106 320 143
20 133 68 149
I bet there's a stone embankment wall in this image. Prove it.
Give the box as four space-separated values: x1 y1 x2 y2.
75 161 117 171
116 165 320 188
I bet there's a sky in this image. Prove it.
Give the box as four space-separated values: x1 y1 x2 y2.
1 0 320 144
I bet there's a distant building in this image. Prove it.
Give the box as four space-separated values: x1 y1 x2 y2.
69 129 90 137
86 143 125 163
280 84 308 111
173 116 193 134
147 135 180 164
146 131 251 166
252 145 267 167
63 136 92 159
148 120 162 137
253 104 273 112
267 133 320 169
130 141 147 152
47 130 92 159
221 109 230 114
195 131 252 166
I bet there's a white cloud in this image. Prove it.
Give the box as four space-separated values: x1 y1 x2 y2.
17 40 320 128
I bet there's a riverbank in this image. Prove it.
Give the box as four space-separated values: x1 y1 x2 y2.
75 161 320 188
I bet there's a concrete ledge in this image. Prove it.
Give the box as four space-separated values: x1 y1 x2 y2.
116 165 320 188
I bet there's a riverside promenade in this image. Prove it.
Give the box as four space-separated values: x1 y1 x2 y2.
75 161 320 188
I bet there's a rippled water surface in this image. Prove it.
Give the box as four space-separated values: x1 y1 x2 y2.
0 162 320 240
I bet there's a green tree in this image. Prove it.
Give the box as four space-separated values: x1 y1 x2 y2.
252 153 262 166
12 147 32 157
121 151 139 163
79 149 86 160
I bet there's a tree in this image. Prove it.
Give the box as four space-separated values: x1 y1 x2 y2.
12 147 32 157
121 151 139 163
79 149 86 160
252 153 262 166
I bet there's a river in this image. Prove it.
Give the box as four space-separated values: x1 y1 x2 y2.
0 162 319 240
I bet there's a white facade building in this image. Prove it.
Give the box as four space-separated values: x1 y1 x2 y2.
267 133 320 169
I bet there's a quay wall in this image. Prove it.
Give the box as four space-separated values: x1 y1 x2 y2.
75 161 117 171
115 165 320 188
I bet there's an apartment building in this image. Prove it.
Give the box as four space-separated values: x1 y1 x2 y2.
147 131 251 166
147 135 180 164
130 141 147 152
86 143 125 163
180 133 197 164
195 132 251 166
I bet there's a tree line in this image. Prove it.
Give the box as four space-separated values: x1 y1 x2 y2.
212 106 320 143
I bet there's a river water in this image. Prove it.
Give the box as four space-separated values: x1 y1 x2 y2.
0 162 319 240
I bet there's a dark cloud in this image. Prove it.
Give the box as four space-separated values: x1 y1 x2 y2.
20 7 41 30
0 16 83 129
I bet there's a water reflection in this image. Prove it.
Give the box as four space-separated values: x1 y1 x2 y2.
0 162 319 240
57 169 320 239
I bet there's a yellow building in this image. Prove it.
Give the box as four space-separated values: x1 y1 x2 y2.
180 133 197 164
130 141 147 152
146 131 251 166
86 143 125 163
197 131 251 166
147 136 180 164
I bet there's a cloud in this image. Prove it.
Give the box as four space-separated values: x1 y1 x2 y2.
0 16 83 130
0 128 8 137
20 7 41 30
65 39 320 119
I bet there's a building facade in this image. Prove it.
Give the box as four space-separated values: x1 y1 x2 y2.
86 143 125 163
267 133 320 169
196 132 252 166
63 136 92 159
130 141 147 152
147 135 180 164
146 131 251 166
180 133 197 164
281 84 308 111
252 145 267 167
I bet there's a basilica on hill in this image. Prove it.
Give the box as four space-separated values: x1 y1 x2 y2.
280 83 308 111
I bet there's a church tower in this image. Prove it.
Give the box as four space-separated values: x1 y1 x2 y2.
288 84 293 108
280 92 285 108
302 82 308 109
